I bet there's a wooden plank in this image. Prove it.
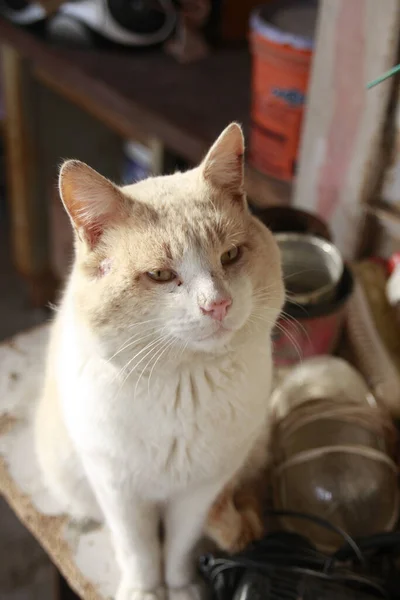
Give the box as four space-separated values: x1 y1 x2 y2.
0 498 58 600
1 44 56 306
293 0 400 259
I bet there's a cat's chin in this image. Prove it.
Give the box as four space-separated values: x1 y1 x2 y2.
188 327 236 353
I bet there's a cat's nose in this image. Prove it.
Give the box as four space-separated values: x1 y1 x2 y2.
200 298 232 321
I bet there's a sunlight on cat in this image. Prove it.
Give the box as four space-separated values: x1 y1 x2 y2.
35 123 284 600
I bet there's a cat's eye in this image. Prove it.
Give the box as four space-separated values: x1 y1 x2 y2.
146 270 176 283
221 246 241 266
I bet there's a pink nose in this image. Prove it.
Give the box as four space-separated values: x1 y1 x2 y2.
200 298 232 321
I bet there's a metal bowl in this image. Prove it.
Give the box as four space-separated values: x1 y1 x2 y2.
273 266 353 366
250 205 332 241
275 232 343 306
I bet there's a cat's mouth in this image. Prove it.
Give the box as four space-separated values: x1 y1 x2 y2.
195 324 233 342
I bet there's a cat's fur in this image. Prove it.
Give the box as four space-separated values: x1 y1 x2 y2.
35 123 284 600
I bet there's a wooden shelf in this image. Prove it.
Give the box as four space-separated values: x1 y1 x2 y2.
0 18 290 207
0 18 249 161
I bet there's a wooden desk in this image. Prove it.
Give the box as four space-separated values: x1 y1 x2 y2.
0 18 290 306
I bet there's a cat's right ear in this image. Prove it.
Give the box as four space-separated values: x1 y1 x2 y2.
59 160 128 249
202 122 245 194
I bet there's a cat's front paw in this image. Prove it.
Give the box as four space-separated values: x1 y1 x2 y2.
116 582 166 600
168 582 208 600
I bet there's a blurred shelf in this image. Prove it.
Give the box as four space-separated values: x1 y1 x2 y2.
0 17 290 207
245 164 292 207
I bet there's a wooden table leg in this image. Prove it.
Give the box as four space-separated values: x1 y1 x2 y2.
1 43 56 307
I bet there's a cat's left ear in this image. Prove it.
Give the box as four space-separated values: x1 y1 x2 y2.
202 122 245 195
59 160 129 249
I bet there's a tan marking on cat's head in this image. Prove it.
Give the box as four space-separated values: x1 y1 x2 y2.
59 123 284 357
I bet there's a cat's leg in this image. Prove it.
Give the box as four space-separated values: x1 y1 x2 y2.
165 481 223 600
114 502 164 600
35 389 102 522
82 460 164 600
37 437 101 522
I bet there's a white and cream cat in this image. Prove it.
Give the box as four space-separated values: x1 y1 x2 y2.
35 123 284 600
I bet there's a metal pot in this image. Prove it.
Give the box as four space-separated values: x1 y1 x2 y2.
273 266 354 366
275 232 343 306
250 205 332 241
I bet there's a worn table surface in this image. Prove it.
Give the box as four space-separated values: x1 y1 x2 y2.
0 325 118 600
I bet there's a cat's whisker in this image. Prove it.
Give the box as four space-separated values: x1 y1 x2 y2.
267 317 304 364
108 328 161 362
282 267 328 281
116 334 167 384
170 338 185 363
253 281 284 294
248 311 276 328
171 339 189 364
254 272 321 297
250 309 303 363
273 321 303 364
247 316 262 333
166 339 180 362
252 295 282 307
248 310 278 331
279 311 311 345
128 317 165 330
252 289 283 301
277 314 305 341
277 320 309 356
253 301 303 329
283 296 311 315
147 337 176 397
132 336 171 400
178 341 189 363
115 335 169 400
180 340 189 359
253 289 280 296
108 319 168 361
253 289 310 317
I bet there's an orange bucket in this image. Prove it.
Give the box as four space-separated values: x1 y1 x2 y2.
249 1 317 181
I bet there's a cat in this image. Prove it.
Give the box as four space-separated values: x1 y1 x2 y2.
35 122 284 600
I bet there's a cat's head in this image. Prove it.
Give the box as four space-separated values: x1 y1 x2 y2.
60 123 284 356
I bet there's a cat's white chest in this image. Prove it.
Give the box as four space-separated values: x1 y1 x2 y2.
59 323 272 499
